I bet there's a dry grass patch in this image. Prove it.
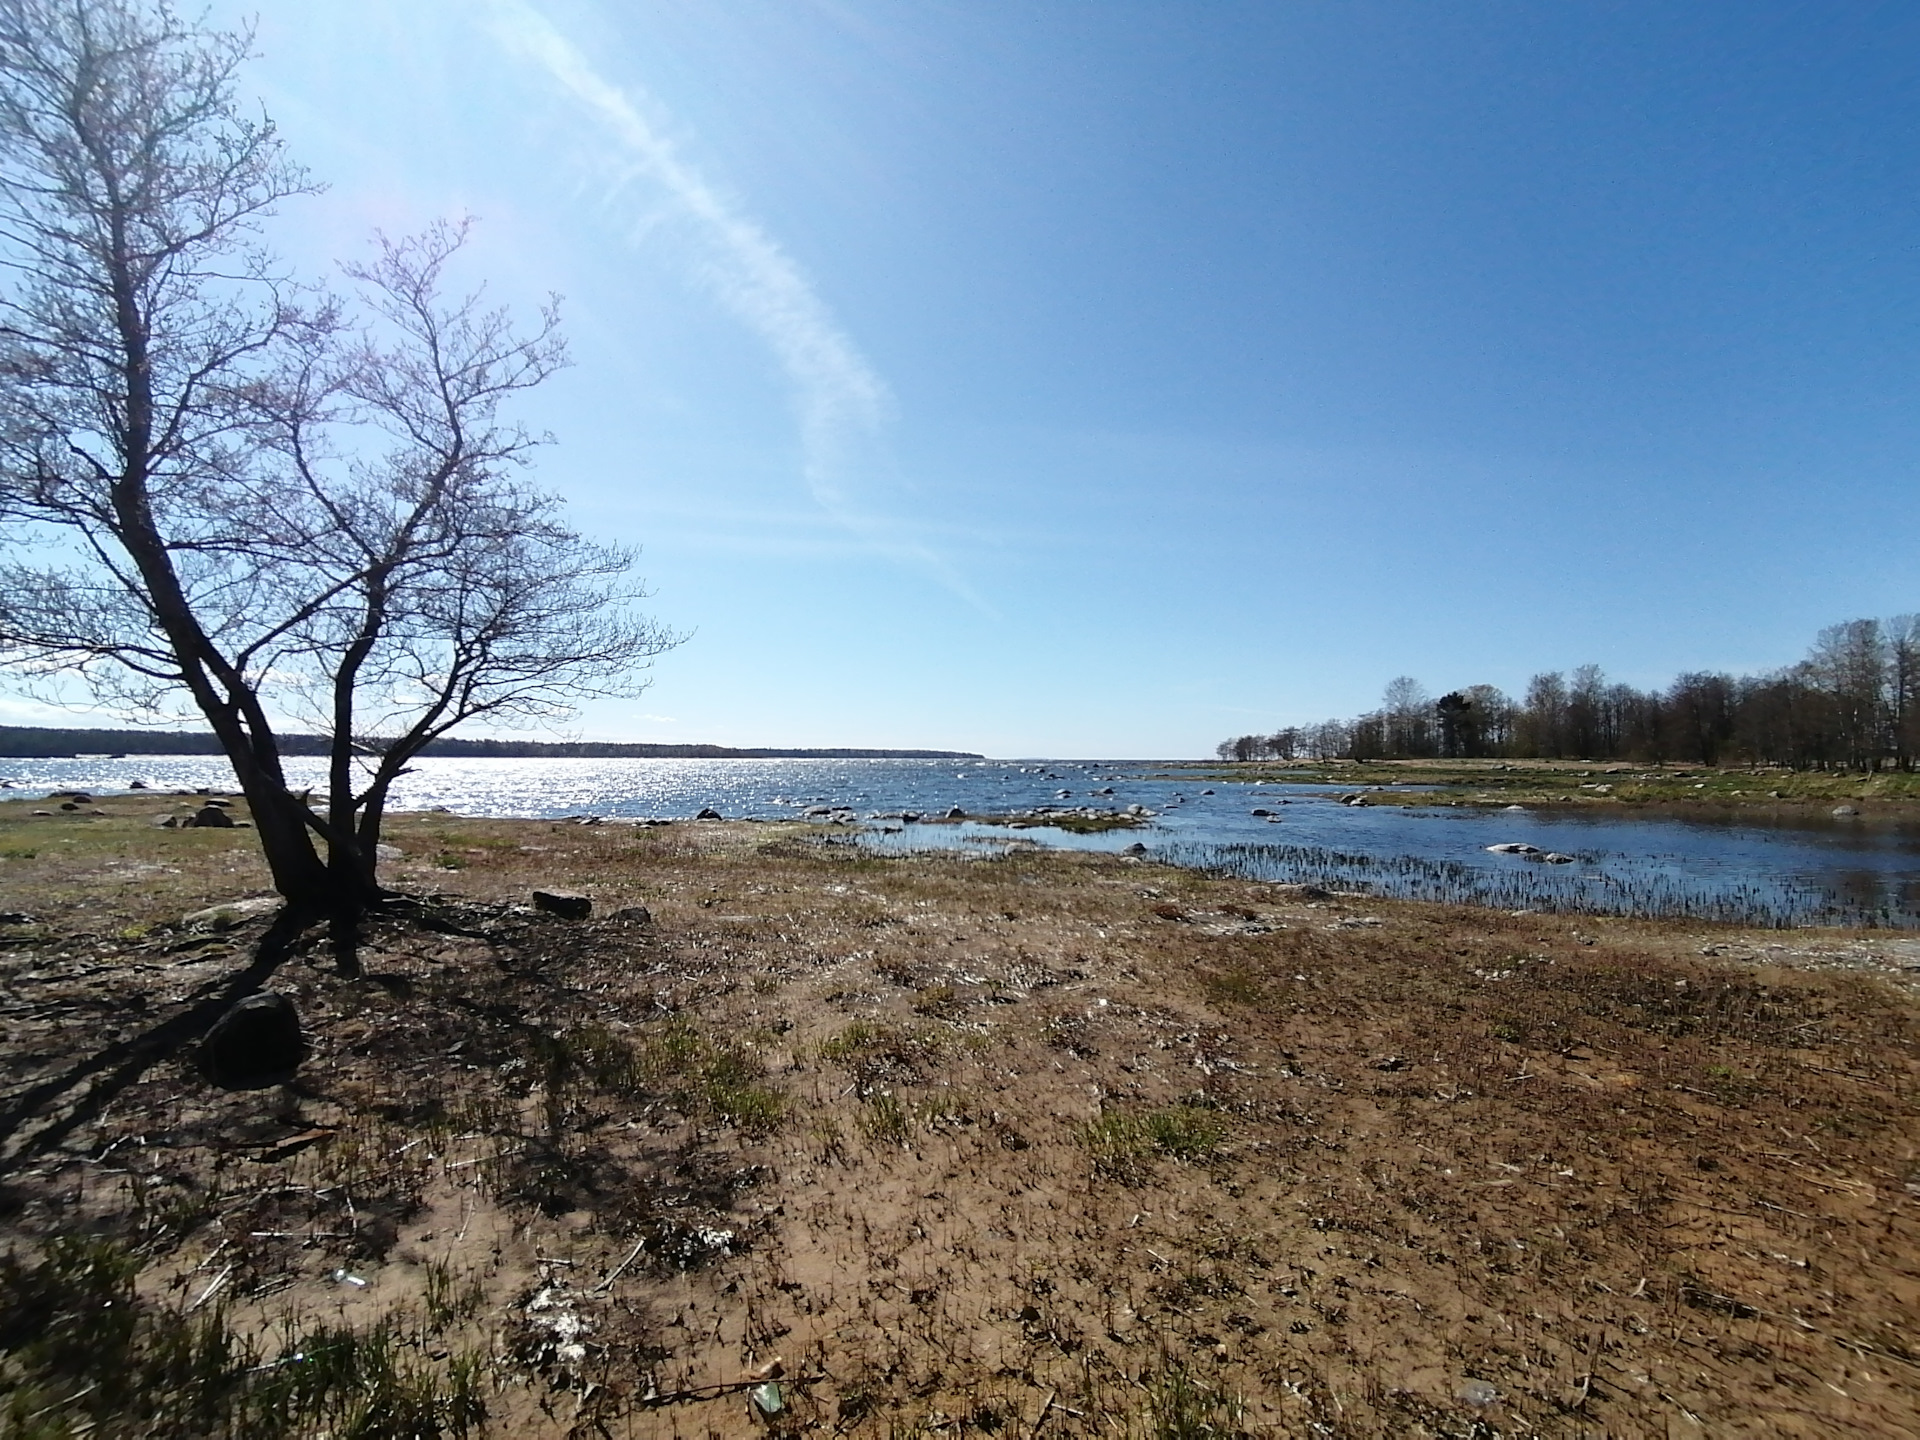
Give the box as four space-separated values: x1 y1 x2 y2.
2 805 1918 1434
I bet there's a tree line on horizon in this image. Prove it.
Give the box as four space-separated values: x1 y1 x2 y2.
1218 614 1920 771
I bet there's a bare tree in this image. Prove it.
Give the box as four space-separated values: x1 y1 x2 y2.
1807 619 1887 770
1888 614 1920 770
0 0 677 935
1518 672 1567 758
1567 663 1607 759
1380 675 1430 757
1462 683 1513 755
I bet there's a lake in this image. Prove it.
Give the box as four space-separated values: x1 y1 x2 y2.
7 754 1919 928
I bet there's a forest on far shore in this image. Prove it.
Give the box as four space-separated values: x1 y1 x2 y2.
1219 614 1920 770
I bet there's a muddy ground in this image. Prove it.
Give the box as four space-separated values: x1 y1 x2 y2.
2 795 1918 1436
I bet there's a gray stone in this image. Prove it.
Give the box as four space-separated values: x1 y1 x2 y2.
1542 852 1575 864
183 896 281 931
609 905 652 925
533 889 593 920
374 843 404 861
188 804 234 828
1121 842 1148 855
946 806 966 819
1832 805 1859 818
200 992 306 1089
1486 842 1540 855
151 813 181 828
1250 808 1273 817
694 807 723 820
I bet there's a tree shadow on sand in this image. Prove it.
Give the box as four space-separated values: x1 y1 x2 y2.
0 908 326 1176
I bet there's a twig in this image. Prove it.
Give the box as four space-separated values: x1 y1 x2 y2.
1798 1063 1880 1084
592 1238 648 1294
23 1382 98 1421
189 1262 234 1312
1031 1387 1085 1434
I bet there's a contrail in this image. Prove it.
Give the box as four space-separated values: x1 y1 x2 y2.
482 0 888 517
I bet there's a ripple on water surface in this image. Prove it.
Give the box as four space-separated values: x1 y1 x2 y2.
6 756 1917 927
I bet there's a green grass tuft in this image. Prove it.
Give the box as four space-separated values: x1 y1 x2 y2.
1081 1104 1229 1175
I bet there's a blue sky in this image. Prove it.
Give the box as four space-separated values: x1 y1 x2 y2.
20 1 1920 756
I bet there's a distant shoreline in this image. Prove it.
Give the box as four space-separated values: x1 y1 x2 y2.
0 725 982 762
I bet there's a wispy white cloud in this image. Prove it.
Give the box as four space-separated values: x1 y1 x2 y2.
481 0 991 610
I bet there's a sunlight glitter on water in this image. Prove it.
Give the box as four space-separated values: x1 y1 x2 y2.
7 755 1919 927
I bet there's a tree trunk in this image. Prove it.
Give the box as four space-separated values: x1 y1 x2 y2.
241 779 336 910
